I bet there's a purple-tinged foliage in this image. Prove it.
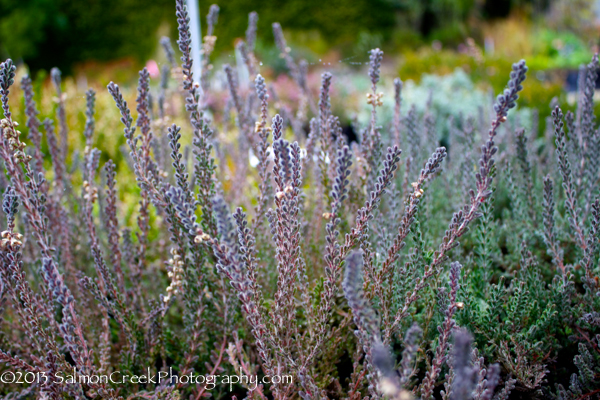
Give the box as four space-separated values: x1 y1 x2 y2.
543 175 565 272
0 59 16 118
160 36 178 69
246 11 259 51
393 77 403 146
553 105 586 249
450 330 478 400
2 186 18 232
206 4 219 37
50 68 69 160
83 89 96 147
368 48 384 88
399 323 422 388
1 6 599 400
272 22 317 115
20 76 44 173
420 261 462 400
343 251 379 341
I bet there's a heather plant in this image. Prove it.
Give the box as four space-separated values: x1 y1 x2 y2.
0 1 599 400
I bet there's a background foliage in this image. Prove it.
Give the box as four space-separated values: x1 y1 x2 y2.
2 0 598 74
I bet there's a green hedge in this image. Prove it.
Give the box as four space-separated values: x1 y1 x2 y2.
0 0 172 74
0 0 400 74
207 0 397 52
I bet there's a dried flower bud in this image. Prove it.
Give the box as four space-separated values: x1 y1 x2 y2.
164 247 186 299
0 230 23 251
194 232 211 244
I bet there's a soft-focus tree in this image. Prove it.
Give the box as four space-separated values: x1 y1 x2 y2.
0 0 172 74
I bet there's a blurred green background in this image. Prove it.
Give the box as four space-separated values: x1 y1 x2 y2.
1 0 598 75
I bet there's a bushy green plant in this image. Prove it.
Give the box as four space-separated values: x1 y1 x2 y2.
0 0 173 73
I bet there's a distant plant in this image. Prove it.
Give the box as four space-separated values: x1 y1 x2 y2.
0 1 599 399
0 0 174 73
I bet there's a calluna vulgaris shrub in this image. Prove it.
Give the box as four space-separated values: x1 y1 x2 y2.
0 1 599 399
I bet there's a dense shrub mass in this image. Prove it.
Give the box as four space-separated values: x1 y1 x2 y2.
206 0 397 53
0 0 396 74
0 1 599 399
0 0 173 73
